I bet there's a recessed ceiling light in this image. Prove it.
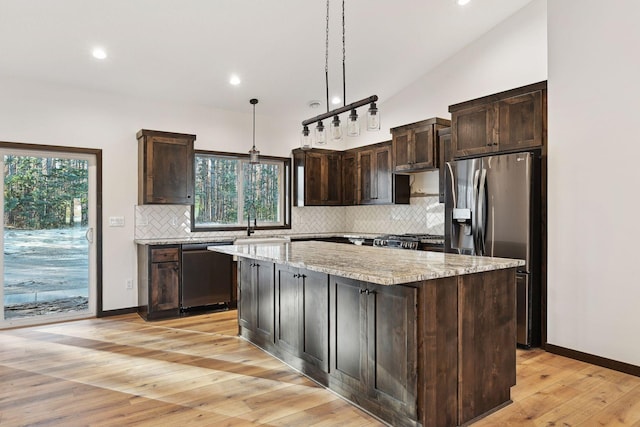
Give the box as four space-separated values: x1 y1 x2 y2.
457 0 471 5
92 47 107 60
229 74 241 86
331 96 341 105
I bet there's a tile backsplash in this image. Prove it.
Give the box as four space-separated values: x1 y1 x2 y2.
134 196 444 240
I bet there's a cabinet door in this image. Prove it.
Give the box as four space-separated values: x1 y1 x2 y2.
304 152 324 205
238 258 255 331
497 90 543 151
143 135 195 204
299 270 329 372
412 124 436 170
342 152 357 205
324 152 343 205
255 260 275 342
358 145 392 205
374 145 392 204
452 104 497 158
366 283 418 419
330 276 367 392
150 261 180 312
275 265 300 355
393 129 413 171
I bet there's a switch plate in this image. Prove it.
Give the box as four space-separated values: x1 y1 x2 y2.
109 216 125 227
126 279 133 289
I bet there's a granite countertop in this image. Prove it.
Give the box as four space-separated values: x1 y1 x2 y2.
208 241 524 286
134 232 379 246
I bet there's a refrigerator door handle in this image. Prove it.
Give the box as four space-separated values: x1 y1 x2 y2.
472 169 480 255
477 168 487 255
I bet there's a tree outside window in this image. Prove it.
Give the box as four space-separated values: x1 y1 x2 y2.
192 152 290 231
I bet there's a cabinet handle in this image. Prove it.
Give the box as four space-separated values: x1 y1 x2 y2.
300 274 306 279
293 273 299 278
359 289 366 294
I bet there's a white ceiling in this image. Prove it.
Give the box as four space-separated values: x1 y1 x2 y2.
0 0 534 122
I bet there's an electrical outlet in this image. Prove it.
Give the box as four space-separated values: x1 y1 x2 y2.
170 215 178 226
126 279 133 289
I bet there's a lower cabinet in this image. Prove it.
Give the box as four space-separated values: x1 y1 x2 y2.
238 258 275 344
137 244 181 320
329 276 418 424
237 259 418 426
275 265 329 373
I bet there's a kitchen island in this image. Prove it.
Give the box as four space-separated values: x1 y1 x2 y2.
208 241 524 427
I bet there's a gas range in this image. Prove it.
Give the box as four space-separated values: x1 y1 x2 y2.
373 234 445 250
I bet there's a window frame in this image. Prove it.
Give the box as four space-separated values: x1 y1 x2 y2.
191 150 291 232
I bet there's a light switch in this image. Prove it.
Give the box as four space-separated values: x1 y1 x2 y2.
109 216 125 227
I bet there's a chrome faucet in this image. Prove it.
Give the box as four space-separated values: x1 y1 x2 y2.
247 214 256 236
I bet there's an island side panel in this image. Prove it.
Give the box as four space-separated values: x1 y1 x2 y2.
417 276 458 427
457 267 517 424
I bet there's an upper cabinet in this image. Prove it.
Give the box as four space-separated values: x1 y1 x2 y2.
391 117 451 172
293 148 342 206
449 81 546 158
137 129 196 205
358 142 394 205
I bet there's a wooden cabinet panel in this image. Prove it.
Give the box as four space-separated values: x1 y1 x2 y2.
137 129 195 205
367 283 418 420
358 142 393 205
293 149 342 206
299 270 329 372
137 244 181 320
342 151 357 206
238 258 275 343
330 276 367 391
450 82 546 158
276 265 300 355
391 118 450 172
497 90 543 151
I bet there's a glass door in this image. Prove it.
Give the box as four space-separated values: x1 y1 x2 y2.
0 148 97 327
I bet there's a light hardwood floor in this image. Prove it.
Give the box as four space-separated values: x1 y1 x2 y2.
0 310 639 426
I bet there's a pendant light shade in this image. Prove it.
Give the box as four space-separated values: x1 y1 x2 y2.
301 125 312 150
366 102 380 131
249 98 260 164
347 108 360 137
331 115 342 141
315 120 327 145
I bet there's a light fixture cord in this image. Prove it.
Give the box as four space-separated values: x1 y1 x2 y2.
342 0 346 108
325 0 330 113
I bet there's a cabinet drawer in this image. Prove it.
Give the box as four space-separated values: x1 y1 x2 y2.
151 248 179 263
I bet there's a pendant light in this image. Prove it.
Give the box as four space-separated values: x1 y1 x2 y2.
301 0 379 145
249 98 260 164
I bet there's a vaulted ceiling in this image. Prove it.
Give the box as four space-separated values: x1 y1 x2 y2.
0 0 534 121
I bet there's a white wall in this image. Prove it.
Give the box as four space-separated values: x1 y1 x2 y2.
547 1 640 365
0 76 295 310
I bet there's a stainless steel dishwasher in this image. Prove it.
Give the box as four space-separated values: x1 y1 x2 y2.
181 242 234 311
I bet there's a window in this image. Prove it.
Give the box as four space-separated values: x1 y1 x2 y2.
192 151 290 231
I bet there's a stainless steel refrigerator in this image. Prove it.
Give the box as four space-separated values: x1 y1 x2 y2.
444 151 541 347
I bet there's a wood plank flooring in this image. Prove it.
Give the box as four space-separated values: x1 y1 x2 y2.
0 310 639 426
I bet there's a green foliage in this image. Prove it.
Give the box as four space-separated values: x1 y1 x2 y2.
4 155 89 229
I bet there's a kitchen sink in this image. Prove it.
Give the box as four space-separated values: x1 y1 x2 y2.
233 236 291 245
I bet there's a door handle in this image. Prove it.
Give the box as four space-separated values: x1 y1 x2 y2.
85 227 94 244
477 168 487 256
472 169 480 255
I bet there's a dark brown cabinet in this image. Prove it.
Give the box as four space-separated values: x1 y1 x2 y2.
357 142 393 205
137 129 195 205
391 117 451 172
342 150 357 206
137 245 181 320
238 258 275 344
292 148 342 206
275 265 329 373
449 81 546 158
329 275 418 422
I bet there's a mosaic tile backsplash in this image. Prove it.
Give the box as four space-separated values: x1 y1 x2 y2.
134 196 444 240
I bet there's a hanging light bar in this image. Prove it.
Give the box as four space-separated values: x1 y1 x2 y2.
300 0 379 148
